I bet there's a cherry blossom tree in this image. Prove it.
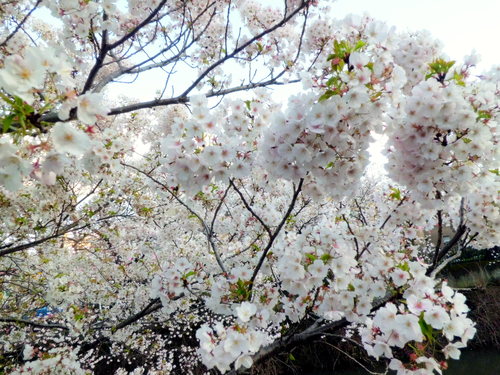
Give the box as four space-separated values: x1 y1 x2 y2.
0 0 498 374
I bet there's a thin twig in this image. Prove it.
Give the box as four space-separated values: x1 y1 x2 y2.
0 0 42 48
229 179 272 237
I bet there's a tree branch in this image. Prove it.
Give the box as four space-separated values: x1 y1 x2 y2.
249 178 303 292
379 196 406 230
0 317 69 331
112 298 162 331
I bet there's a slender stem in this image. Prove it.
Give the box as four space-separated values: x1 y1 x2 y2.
354 199 368 225
209 184 232 236
319 341 386 375
0 222 80 257
107 0 170 50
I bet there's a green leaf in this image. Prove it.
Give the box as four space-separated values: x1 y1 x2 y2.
370 91 383 101
85 209 96 217
326 76 337 87
320 253 332 263
305 253 317 262
476 110 492 120
427 58 455 81
333 39 351 58
389 187 401 200
15 217 28 225
74 312 85 321
318 90 335 102
183 270 196 279
354 40 366 51
418 313 434 342
2 114 14 133
0 91 15 105
489 169 499 176
34 224 46 232
462 138 472 144
289 353 296 361
397 262 410 272
453 72 466 86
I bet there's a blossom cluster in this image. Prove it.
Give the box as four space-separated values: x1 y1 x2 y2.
196 309 267 374
0 2 498 375
362 276 476 375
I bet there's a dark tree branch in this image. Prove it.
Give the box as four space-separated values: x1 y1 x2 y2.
426 199 468 276
81 17 109 94
354 199 368 225
112 298 162 331
231 292 393 374
0 207 127 257
0 222 79 257
0 317 69 331
249 178 304 292
209 184 232 236
342 214 360 255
